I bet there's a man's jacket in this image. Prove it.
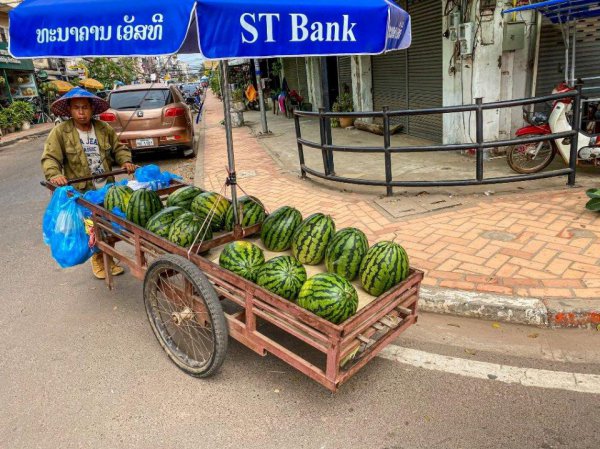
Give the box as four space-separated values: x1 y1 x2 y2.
41 119 132 191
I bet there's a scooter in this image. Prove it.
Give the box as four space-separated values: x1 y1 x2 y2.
185 93 201 113
507 82 600 174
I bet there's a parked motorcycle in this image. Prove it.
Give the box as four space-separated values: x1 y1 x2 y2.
185 94 201 113
507 82 600 174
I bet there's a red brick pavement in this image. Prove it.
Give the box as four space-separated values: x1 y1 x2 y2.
201 94 600 323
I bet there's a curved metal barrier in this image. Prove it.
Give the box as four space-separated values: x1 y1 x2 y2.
293 88 582 196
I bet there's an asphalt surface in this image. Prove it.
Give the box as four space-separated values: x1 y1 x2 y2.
1 136 599 449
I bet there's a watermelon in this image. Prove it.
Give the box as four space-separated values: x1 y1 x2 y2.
219 240 265 282
191 192 231 231
325 228 369 281
168 212 213 248
126 188 163 227
224 196 266 231
104 185 133 212
256 256 307 301
145 206 187 237
297 273 358 324
360 241 410 297
291 213 335 265
166 185 203 210
260 206 303 251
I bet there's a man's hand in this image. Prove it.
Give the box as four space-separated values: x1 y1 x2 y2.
121 162 137 174
50 175 68 186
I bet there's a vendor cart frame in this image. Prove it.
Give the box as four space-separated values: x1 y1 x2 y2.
44 172 422 392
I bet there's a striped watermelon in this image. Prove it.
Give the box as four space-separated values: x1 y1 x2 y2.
260 206 302 251
126 189 163 227
219 240 265 282
145 206 187 237
297 273 358 324
256 256 307 301
360 241 410 296
191 192 231 231
168 213 213 248
224 196 266 231
291 213 336 265
325 228 369 281
166 185 203 210
104 185 133 212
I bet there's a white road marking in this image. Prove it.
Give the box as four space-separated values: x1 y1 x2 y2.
379 345 600 394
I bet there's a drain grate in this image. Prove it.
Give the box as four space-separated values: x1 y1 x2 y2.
375 195 463 219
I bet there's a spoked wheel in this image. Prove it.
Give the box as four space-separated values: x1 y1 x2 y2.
143 254 228 378
507 138 556 174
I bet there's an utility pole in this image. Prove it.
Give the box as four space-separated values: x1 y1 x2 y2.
253 59 269 134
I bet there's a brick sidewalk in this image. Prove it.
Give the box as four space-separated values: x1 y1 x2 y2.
201 94 600 327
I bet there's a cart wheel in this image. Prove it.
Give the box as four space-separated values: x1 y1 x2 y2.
143 254 228 378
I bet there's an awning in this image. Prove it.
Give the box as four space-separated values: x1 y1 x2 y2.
503 0 600 23
0 42 34 71
228 59 251 66
9 0 411 59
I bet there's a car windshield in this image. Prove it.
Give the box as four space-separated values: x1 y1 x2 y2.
109 89 171 110
180 85 197 95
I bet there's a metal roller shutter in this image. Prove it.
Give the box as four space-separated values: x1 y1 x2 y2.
371 52 408 128
406 0 443 141
337 56 352 94
371 0 443 141
283 57 309 98
536 17 600 98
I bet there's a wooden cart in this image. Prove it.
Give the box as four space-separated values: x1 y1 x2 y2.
45 174 423 392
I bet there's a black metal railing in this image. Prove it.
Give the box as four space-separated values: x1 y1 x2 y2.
294 87 582 196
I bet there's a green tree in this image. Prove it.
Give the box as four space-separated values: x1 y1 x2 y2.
84 58 140 88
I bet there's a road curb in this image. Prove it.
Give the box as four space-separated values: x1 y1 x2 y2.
545 299 600 329
419 286 549 327
419 287 600 329
0 127 52 148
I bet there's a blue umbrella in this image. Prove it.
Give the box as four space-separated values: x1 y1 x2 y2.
8 0 411 225
9 0 411 58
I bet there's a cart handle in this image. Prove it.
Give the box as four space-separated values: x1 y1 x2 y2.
41 169 129 188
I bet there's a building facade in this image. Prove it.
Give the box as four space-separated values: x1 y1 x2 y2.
0 6 38 106
277 0 599 145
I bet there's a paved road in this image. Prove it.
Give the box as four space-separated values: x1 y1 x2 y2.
1 137 599 449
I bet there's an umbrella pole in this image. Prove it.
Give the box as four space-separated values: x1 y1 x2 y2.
254 59 269 134
220 60 239 226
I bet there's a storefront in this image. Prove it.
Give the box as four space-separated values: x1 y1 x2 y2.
371 0 443 142
0 42 38 106
283 57 309 100
536 15 600 97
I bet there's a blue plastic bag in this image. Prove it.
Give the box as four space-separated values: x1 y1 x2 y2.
134 164 181 190
42 186 76 245
50 195 95 268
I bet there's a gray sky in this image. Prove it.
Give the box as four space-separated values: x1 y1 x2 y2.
178 54 204 70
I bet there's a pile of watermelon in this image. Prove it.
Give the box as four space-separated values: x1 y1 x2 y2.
218 205 412 326
102 184 267 249
102 184 412 325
